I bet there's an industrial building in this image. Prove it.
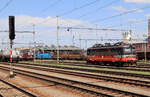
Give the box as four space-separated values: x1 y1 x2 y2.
133 19 150 60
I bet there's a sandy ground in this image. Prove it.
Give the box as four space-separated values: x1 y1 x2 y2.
0 69 96 97
0 80 29 97
9 64 150 96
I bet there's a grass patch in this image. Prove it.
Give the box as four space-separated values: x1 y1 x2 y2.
19 61 150 76
137 61 150 65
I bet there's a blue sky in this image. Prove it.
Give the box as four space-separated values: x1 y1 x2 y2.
0 0 150 49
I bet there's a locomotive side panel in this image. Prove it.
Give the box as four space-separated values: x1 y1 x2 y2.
87 44 136 66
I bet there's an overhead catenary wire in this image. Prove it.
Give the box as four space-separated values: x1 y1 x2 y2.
57 0 101 17
79 38 145 41
0 0 13 13
59 26 129 32
77 0 121 19
33 0 62 26
41 0 62 13
63 0 121 28
37 0 101 27
90 5 150 23
36 0 116 27
106 19 148 28
59 0 122 29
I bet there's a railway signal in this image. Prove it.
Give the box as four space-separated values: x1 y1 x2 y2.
9 16 15 40
9 16 15 78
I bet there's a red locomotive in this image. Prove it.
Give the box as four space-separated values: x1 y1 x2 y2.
87 42 136 66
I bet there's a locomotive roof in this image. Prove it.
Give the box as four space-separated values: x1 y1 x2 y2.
88 45 131 50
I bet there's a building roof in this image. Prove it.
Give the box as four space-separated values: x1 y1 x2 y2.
33 45 82 51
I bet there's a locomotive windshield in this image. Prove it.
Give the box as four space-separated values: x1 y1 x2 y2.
132 48 136 54
124 48 131 54
123 47 136 55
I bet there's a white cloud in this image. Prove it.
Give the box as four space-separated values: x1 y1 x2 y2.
128 19 137 22
0 15 88 29
125 0 150 3
145 14 150 17
134 8 143 12
111 6 127 12
0 15 90 47
131 8 143 13
111 6 143 13
14 15 88 28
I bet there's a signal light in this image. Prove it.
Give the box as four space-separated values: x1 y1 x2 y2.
9 16 15 40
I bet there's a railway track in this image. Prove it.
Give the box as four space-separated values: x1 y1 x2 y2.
7 63 150 88
0 65 148 97
137 63 150 68
16 62 150 79
0 62 150 96
1 67 149 97
0 77 37 97
64 62 150 72
62 62 150 71
19 61 150 72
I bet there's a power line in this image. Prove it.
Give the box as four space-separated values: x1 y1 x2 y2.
0 30 34 34
37 0 100 27
77 0 120 19
57 0 100 17
0 0 13 13
33 0 61 26
41 0 62 13
80 38 145 41
57 1 120 29
59 26 129 32
69 0 121 27
56 0 119 27
90 6 150 23
106 19 147 28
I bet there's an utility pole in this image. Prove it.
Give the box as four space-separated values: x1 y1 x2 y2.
129 23 132 44
143 34 147 62
95 24 98 44
56 16 59 64
145 43 147 62
73 34 75 46
33 24 36 63
79 33 81 49
86 40 87 49
71 29 75 46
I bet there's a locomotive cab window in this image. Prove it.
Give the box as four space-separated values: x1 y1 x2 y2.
124 48 131 55
131 47 136 54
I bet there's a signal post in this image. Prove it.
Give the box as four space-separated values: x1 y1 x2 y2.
9 16 15 78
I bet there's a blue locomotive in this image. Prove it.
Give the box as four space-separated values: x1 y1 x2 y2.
35 53 52 59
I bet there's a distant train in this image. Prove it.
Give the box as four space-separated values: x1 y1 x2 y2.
0 48 34 62
0 49 20 62
87 42 137 66
19 49 33 61
35 49 85 60
52 49 85 60
35 53 52 59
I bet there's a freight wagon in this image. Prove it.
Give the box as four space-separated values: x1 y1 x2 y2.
39 47 85 60
0 49 20 62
